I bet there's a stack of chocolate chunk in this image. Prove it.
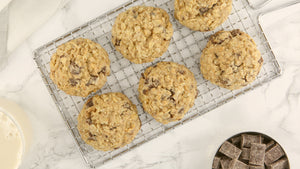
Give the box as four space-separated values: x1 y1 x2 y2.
213 133 289 169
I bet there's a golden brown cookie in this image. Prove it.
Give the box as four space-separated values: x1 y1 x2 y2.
174 0 232 31
138 62 197 124
77 92 141 151
200 29 263 90
112 6 173 64
50 38 110 97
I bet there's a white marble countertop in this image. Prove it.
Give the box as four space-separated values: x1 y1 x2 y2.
0 0 300 168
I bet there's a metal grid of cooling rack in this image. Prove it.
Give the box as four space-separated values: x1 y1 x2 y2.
33 0 281 168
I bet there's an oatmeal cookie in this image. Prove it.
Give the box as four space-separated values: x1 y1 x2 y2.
77 92 141 151
174 0 232 31
50 38 110 97
200 29 263 90
112 6 173 63
138 62 197 124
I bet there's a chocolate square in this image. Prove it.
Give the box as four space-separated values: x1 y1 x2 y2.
219 141 242 159
241 134 262 148
220 157 231 169
265 144 285 165
249 143 266 166
229 159 249 169
241 148 250 161
266 140 275 150
268 157 288 169
212 156 221 169
231 136 241 146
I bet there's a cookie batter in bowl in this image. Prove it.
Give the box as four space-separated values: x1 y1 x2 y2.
0 111 24 169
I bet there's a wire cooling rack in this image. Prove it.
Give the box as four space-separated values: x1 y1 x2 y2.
34 0 281 168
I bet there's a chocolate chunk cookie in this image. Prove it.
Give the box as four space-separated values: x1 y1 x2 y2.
50 38 110 97
174 0 232 31
112 6 173 64
77 92 141 151
138 62 197 124
200 29 263 90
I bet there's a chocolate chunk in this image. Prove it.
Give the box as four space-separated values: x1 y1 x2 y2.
234 62 243 68
60 55 65 58
229 159 248 169
220 70 225 76
219 141 242 159
268 157 288 169
240 148 250 161
258 57 263 64
178 107 184 114
231 136 241 146
215 53 219 58
98 66 106 75
115 39 121 46
219 78 230 86
86 99 94 108
241 134 262 148
86 117 92 125
151 79 160 87
132 10 139 18
167 89 175 102
199 7 209 14
143 89 148 95
168 97 175 102
169 89 175 96
148 84 156 89
113 146 120 150
212 38 227 45
88 132 97 141
249 165 265 169
211 32 231 44
148 79 160 89
212 156 221 169
110 127 117 130
220 157 231 169
86 75 98 86
231 29 242 37
249 143 266 166
69 78 79 86
266 140 275 150
141 73 145 79
145 78 149 84
168 111 173 118
123 103 132 110
178 70 186 74
69 61 81 74
265 144 285 165
242 74 248 82
199 3 217 14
